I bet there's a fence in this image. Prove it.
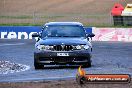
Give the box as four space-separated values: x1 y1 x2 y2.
113 16 132 26
0 12 114 26
1 0 132 26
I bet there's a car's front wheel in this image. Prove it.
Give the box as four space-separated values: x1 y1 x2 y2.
83 62 91 67
34 60 44 69
34 55 44 69
83 59 91 67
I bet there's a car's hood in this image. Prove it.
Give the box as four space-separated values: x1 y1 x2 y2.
38 37 89 45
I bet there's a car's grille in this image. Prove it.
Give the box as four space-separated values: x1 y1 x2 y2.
53 45 73 51
53 57 74 62
39 57 88 62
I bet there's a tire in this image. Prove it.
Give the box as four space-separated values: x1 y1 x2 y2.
84 61 91 67
34 54 44 69
34 60 44 69
83 58 91 67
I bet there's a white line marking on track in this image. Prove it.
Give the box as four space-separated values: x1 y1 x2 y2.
0 43 25 46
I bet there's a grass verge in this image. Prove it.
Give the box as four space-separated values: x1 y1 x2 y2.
0 23 41 26
0 23 132 28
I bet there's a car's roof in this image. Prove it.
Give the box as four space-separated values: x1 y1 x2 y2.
44 22 83 26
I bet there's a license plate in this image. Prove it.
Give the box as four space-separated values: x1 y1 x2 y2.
57 53 69 56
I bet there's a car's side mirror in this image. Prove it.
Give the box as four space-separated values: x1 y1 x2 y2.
32 33 39 37
87 33 95 38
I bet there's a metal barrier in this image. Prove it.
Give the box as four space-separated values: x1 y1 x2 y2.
93 27 132 42
0 26 41 39
0 26 92 39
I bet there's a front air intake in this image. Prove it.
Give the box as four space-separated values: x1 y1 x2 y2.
53 45 73 51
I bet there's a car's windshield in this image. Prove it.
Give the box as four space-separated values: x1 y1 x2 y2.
41 25 86 38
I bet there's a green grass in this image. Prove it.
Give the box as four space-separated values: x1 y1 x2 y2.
0 23 132 28
0 15 33 19
0 15 65 19
41 15 65 18
85 15 108 18
0 23 41 26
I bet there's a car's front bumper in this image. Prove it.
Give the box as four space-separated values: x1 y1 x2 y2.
34 50 92 65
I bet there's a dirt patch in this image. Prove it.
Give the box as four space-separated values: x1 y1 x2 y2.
0 79 131 88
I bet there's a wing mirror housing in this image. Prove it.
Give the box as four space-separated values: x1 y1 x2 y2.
32 33 40 37
86 33 95 38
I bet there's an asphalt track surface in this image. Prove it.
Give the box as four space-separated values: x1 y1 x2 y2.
0 39 132 82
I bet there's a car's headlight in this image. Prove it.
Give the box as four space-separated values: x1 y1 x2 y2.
75 45 89 50
45 45 53 50
36 45 45 50
36 45 53 50
76 45 82 50
84 45 89 50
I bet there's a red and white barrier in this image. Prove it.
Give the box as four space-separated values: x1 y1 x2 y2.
93 28 132 42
